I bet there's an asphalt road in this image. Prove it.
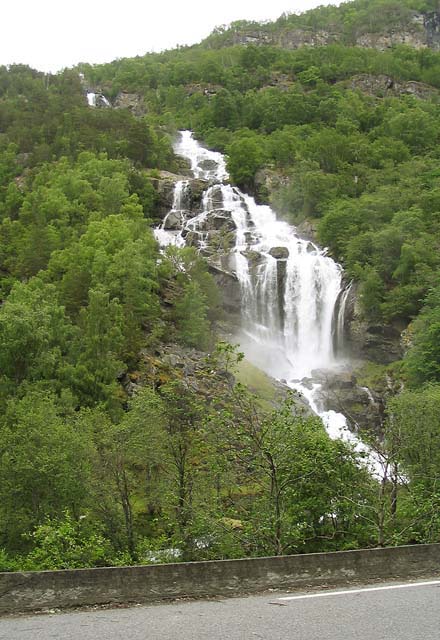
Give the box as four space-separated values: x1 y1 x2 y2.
1 579 440 640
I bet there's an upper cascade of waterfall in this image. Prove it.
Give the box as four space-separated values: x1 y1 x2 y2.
174 130 228 182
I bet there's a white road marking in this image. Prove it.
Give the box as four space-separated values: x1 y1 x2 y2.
278 579 440 602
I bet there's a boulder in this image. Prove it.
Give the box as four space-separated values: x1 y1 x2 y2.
199 159 219 172
195 213 236 233
326 371 357 390
208 263 242 314
210 215 236 232
269 246 289 260
163 211 185 230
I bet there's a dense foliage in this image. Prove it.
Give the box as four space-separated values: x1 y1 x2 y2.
2 0 440 570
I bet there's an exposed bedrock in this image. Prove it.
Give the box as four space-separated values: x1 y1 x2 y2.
342 283 404 365
306 367 385 434
151 172 207 216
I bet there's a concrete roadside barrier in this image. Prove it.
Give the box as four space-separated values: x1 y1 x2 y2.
1 543 440 614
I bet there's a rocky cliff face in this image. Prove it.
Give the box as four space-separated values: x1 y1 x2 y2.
151 171 206 216
343 282 404 366
224 11 440 52
345 74 438 100
113 92 147 116
425 10 440 49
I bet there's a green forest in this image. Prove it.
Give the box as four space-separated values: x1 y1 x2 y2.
1 0 440 571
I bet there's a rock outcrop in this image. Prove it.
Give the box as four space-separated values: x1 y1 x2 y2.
305 367 385 433
346 74 438 100
211 11 440 52
150 172 206 216
113 92 146 116
208 263 242 316
343 283 404 365
269 246 289 260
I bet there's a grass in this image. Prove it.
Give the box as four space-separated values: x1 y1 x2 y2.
235 357 285 410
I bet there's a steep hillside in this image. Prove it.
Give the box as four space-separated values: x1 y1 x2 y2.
2 0 440 570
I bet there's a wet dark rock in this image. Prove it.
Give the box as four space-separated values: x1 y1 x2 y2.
205 187 225 208
299 377 317 391
185 231 201 247
269 246 289 260
199 159 218 172
208 263 242 314
311 367 384 433
163 211 185 230
152 174 207 217
342 283 404 365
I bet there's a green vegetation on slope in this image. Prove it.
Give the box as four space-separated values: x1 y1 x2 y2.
2 0 440 570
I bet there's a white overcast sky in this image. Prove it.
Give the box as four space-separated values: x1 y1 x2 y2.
2 0 342 73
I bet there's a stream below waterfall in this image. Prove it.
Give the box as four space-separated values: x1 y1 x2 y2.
155 131 382 473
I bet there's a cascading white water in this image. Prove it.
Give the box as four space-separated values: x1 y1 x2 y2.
154 180 188 247
233 192 344 380
86 92 111 108
163 131 345 378
174 131 228 181
87 92 96 107
156 131 382 472
333 282 353 356
163 132 345 382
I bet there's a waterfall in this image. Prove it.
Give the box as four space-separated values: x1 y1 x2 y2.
87 92 96 107
154 180 189 247
164 132 344 382
156 131 382 473
333 281 353 356
86 92 111 108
